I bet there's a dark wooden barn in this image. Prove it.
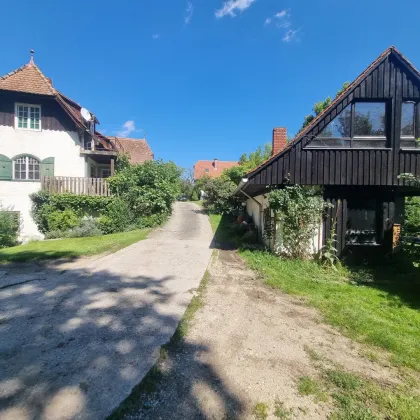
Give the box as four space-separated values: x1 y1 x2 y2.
238 47 420 255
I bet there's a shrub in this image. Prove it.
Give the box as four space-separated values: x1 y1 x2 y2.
100 198 132 233
0 206 20 248
201 176 242 214
67 216 102 238
137 213 168 228
268 185 330 259
191 190 199 202
97 215 114 235
47 209 80 232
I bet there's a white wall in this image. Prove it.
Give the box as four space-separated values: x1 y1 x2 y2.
0 181 42 241
0 125 87 241
0 126 85 177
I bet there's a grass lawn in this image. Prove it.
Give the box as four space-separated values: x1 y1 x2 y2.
0 229 150 264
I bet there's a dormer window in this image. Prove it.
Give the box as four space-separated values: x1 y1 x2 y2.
15 103 41 131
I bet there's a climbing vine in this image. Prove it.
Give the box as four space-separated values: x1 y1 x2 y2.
268 185 330 259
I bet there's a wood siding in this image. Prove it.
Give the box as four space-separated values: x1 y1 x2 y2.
0 92 76 132
249 53 420 188
41 176 111 196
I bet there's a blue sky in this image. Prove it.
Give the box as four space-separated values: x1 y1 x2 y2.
1 0 420 169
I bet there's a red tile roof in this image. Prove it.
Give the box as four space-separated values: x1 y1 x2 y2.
194 160 239 180
109 137 154 164
247 46 417 179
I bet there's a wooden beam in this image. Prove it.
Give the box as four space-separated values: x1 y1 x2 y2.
111 158 115 176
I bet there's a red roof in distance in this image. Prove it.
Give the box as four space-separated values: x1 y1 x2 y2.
194 159 239 180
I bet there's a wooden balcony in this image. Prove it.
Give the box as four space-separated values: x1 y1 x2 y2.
41 176 111 196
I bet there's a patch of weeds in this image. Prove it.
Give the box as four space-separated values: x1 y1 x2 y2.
329 394 376 420
252 402 269 420
303 345 323 363
325 369 361 391
361 350 379 363
273 399 293 419
297 376 328 402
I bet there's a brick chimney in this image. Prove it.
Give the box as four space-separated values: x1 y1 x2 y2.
213 158 218 169
272 127 287 156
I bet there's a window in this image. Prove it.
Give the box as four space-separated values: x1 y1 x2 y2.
204 168 209 173
15 104 41 131
401 102 415 137
354 103 386 137
101 169 111 178
310 101 387 148
346 199 379 245
318 105 351 138
13 156 40 180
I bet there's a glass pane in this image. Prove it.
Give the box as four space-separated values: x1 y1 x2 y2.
354 103 386 137
34 170 40 180
317 104 351 138
401 102 415 136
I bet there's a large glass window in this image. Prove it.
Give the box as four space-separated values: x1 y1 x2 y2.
15 104 41 131
346 200 378 245
318 105 351 138
13 156 40 180
354 103 386 137
401 102 415 137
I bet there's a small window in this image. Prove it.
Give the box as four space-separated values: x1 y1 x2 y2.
204 168 209 173
101 169 111 178
15 104 41 131
401 102 415 137
354 102 386 137
13 156 40 180
318 104 351 138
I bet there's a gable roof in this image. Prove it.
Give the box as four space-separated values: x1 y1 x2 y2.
246 46 420 180
0 59 99 130
0 61 56 96
109 137 154 164
194 160 239 180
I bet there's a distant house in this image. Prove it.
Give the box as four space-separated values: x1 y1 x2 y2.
237 46 420 256
194 159 239 180
0 53 153 241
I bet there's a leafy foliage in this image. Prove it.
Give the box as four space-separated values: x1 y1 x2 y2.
47 209 80 232
300 82 350 132
200 176 242 214
268 185 329 258
316 218 340 270
30 191 112 233
108 160 182 219
0 206 20 248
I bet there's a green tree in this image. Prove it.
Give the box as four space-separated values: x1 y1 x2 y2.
299 82 350 132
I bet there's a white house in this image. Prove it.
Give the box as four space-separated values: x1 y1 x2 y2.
0 53 153 241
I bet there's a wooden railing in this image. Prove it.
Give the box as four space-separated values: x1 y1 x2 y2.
41 176 111 196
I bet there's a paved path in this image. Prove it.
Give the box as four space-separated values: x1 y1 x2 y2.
0 202 213 420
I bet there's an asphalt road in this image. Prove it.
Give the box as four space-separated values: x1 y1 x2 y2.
0 202 213 420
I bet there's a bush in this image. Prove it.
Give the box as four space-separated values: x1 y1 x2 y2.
47 209 79 232
67 217 102 238
30 191 112 233
0 207 20 248
97 216 114 235
137 213 168 228
191 190 199 202
99 198 132 233
201 176 242 214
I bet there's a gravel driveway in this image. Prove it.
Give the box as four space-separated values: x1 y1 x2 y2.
0 202 213 420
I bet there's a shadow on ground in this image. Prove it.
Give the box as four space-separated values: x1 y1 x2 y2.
0 260 234 419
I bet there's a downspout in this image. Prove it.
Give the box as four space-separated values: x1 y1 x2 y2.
236 178 264 241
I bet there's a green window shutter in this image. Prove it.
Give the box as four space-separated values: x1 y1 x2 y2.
41 157 55 177
0 154 12 180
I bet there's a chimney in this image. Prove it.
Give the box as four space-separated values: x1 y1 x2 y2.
213 158 218 169
272 127 287 156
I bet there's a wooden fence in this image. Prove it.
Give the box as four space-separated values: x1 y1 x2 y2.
41 176 111 196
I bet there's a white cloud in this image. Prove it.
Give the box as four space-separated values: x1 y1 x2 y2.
283 28 300 42
265 9 291 27
152 33 160 40
185 2 194 24
116 120 136 137
215 0 256 18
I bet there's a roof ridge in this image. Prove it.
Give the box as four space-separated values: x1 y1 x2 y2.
246 46 395 178
31 63 56 95
0 63 30 81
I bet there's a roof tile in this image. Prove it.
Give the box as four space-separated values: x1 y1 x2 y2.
194 160 239 179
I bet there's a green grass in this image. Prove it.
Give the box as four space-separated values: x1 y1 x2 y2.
252 402 269 420
0 229 150 264
297 376 328 402
209 213 222 233
239 250 420 372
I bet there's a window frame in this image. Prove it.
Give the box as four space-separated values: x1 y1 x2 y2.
14 103 42 131
12 155 41 181
311 100 389 149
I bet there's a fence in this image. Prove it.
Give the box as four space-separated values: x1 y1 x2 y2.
41 176 111 196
